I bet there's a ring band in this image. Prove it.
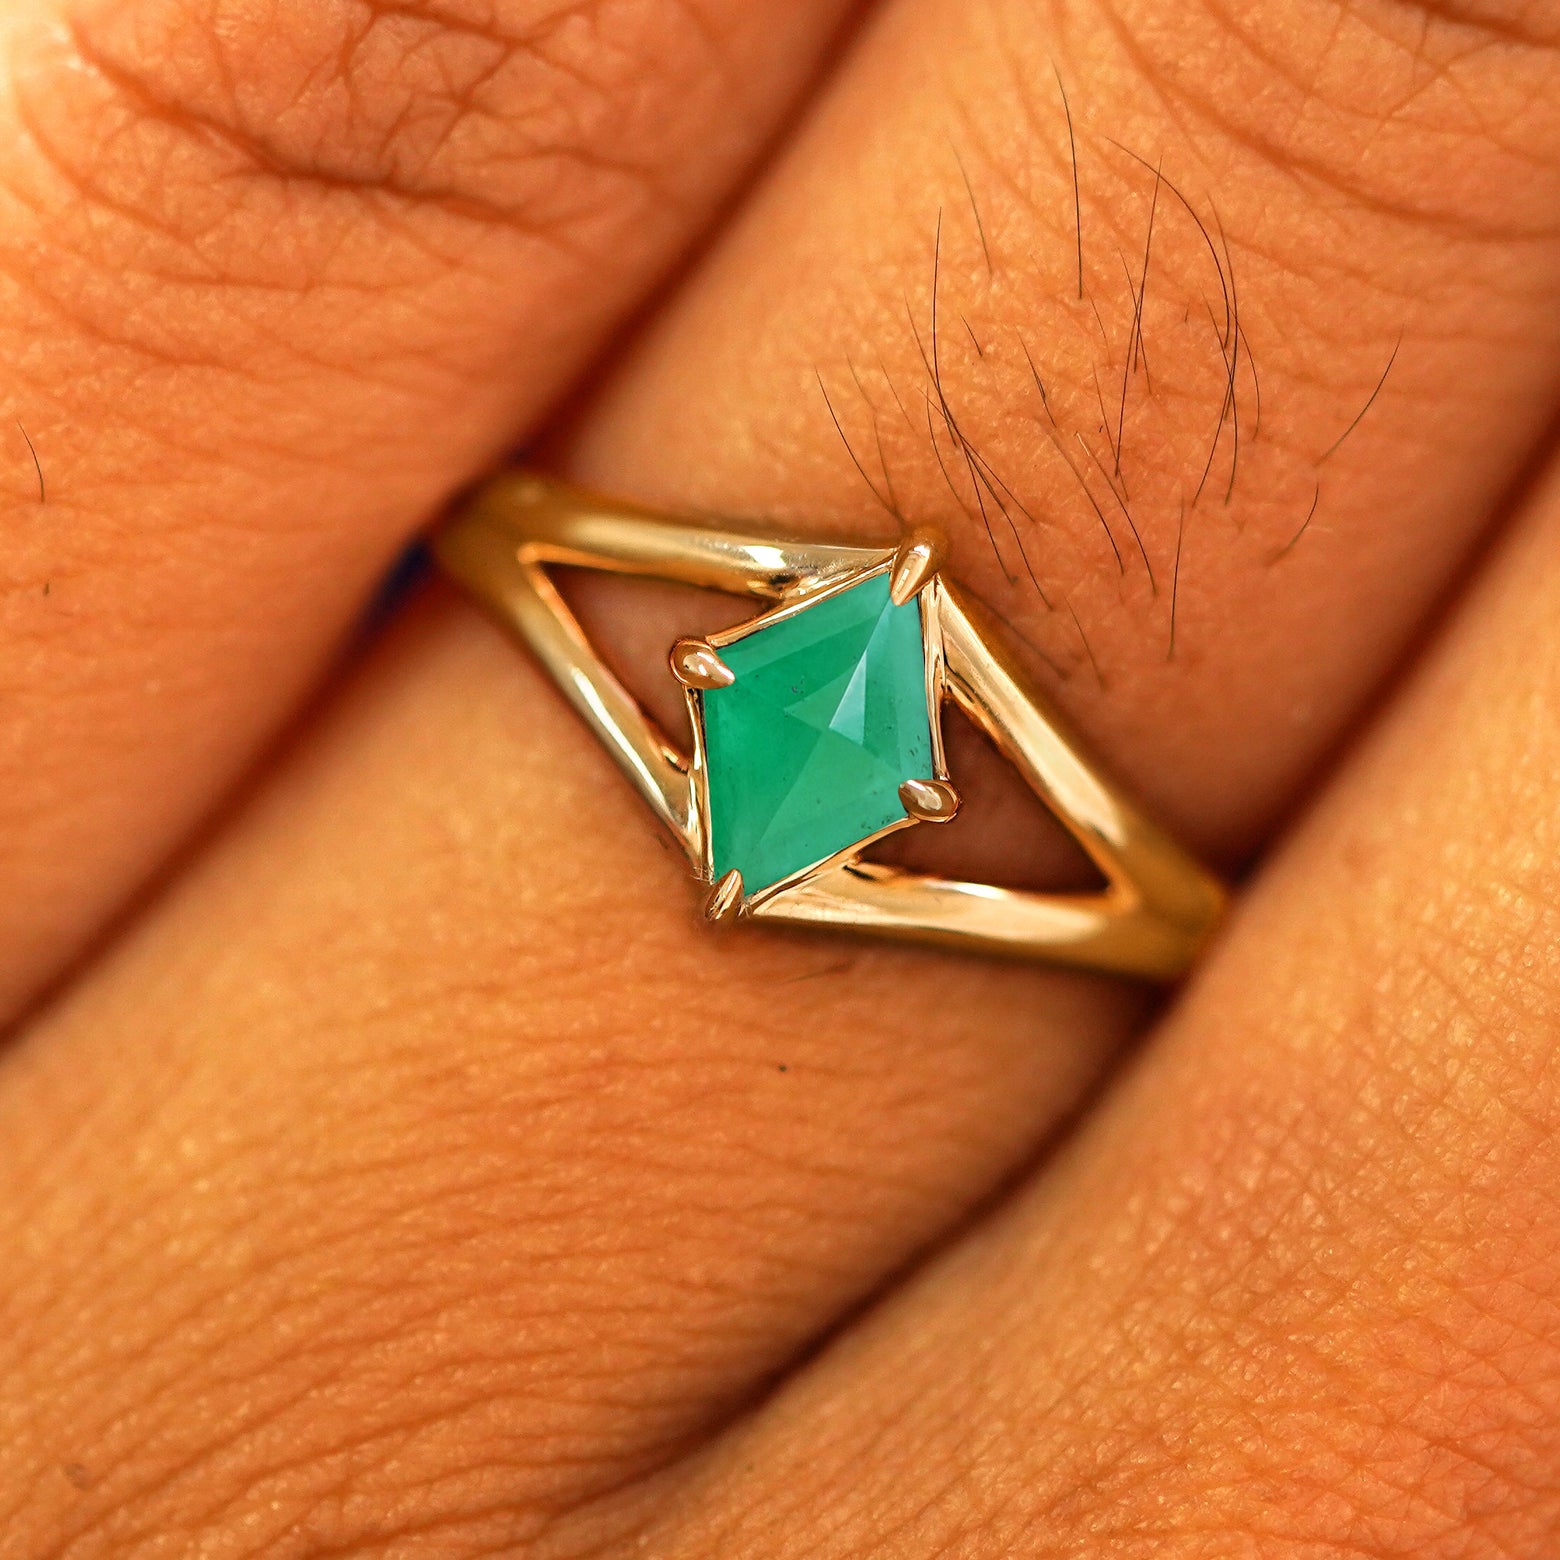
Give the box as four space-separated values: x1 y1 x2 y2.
433 471 1225 980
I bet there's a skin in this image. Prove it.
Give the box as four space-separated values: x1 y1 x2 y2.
1 0 1560 1554
0 0 861 1017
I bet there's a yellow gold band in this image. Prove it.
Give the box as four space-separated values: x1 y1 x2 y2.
433 471 1225 980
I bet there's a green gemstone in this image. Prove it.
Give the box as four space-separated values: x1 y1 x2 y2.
701 570 935 895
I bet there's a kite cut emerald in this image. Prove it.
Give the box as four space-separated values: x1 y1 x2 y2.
700 570 936 896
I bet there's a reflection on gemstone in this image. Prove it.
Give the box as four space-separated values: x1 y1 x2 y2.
701 571 935 895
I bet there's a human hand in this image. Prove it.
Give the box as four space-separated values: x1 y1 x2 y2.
4 0 1560 1554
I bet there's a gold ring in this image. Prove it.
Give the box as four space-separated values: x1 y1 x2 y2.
433 471 1225 980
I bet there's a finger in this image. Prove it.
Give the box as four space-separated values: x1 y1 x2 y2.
0 600 1140 1555
0 0 858 1017
7 0 1560 1551
570 0 1560 858
605 438 1560 1557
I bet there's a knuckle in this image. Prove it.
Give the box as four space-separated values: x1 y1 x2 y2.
0 0 726 404
799 0 1560 739
45 0 709 240
1095 0 1560 235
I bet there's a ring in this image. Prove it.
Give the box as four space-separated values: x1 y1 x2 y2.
433 471 1225 980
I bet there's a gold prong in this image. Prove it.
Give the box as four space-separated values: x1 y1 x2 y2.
703 869 745 924
889 530 946 607
899 777 961 824
670 638 735 690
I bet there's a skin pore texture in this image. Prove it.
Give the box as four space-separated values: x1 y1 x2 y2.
2 0 1560 1556
0 0 861 1020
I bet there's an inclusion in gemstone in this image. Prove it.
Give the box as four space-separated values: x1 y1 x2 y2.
698 569 937 897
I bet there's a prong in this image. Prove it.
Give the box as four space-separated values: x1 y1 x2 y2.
703 869 745 924
889 529 946 607
670 637 735 690
899 777 961 824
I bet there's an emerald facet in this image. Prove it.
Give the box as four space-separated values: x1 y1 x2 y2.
700 570 936 896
